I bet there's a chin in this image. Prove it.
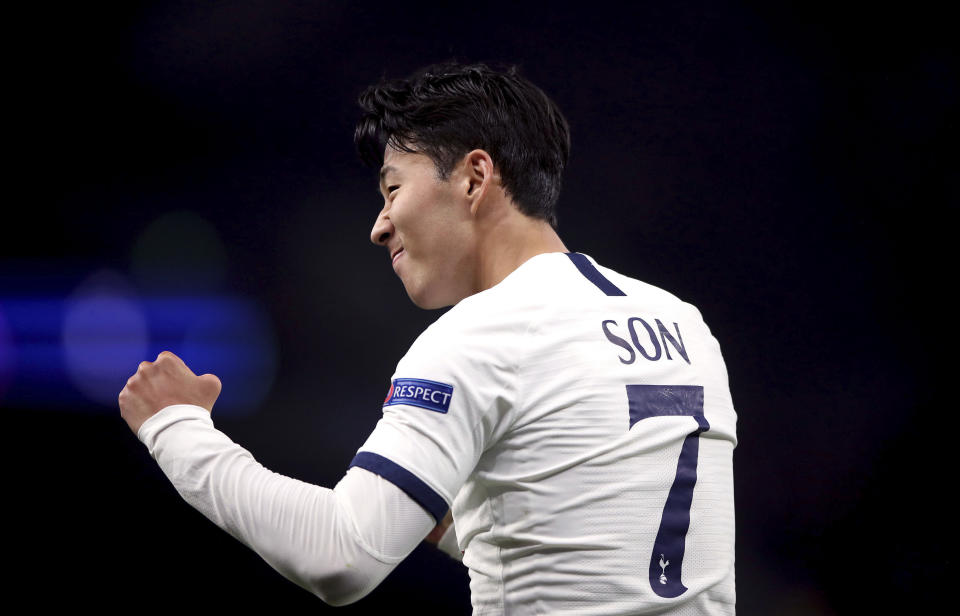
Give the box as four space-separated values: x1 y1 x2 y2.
406 292 452 310
404 283 458 310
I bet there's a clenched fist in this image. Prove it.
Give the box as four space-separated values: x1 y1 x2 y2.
119 351 222 434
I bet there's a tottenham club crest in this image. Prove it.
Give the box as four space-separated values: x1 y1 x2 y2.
659 554 670 584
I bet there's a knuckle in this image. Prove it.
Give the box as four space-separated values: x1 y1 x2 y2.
204 374 223 393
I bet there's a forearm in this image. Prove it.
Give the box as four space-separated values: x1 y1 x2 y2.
137 405 432 605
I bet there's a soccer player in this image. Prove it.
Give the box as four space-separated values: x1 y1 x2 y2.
120 62 737 614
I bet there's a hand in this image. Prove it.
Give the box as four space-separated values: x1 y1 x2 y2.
424 509 454 545
119 351 222 435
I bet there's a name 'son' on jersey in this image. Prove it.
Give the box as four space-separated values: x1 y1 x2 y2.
601 317 691 364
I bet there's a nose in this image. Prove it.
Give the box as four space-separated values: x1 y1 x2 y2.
370 207 394 246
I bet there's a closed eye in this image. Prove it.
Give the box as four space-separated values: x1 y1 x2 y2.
388 185 400 195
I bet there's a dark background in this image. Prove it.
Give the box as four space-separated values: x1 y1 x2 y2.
4 1 954 613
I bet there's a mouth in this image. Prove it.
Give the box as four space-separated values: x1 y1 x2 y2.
391 248 405 265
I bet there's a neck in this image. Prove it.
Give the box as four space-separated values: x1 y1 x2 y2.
473 210 568 293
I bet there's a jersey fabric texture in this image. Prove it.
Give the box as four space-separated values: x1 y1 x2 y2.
354 252 737 615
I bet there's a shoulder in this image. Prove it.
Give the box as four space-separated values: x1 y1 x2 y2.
582 255 716 330
518 252 708 323
403 252 711 364
584 255 694 307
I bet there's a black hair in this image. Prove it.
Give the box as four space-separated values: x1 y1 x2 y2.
355 61 571 228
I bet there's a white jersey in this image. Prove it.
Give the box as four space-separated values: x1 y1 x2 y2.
355 252 737 615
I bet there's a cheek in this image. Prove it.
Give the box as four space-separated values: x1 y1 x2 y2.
396 194 439 239
386 203 412 241
393 189 430 230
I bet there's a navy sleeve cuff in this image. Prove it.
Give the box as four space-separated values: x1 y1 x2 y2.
349 452 449 524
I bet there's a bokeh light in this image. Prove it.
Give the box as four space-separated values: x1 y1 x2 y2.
139 295 279 416
3 267 277 414
62 270 149 408
130 210 228 293
179 297 278 415
0 305 14 402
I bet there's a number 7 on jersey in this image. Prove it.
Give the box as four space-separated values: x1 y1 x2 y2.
627 384 709 599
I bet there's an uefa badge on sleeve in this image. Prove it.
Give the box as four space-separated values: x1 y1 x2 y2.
383 378 454 413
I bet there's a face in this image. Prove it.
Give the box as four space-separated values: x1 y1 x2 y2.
370 146 477 309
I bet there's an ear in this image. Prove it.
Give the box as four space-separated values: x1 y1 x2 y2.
460 149 496 216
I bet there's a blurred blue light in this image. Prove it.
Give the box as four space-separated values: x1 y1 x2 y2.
63 292 150 408
0 306 14 400
1 293 277 416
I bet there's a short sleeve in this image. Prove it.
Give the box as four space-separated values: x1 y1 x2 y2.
351 306 521 522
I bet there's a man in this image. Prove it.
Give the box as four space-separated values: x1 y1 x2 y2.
120 62 737 614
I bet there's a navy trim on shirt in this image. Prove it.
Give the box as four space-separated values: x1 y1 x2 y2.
349 452 448 523
565 252 626 296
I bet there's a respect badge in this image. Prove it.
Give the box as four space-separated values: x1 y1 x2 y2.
383 378 454 413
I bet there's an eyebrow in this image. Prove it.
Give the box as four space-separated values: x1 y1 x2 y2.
379 165 396 185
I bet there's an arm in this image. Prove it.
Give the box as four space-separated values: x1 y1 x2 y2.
120 353 436 605
424 510 463 562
